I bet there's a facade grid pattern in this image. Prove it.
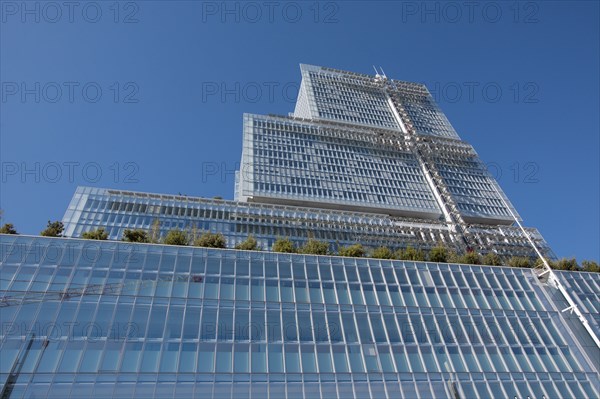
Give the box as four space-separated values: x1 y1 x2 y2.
0 236 598 398
62 187 455 252
238 114 441 217
2 64 586 399
61 187 554 259
294 64 400 131
387 80 460 140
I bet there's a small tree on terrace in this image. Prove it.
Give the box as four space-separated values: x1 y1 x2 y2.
272 237 297 253
581 260 599 273
337 244 365 258
163 229 189 246
82 228 108 240
122 229 150 243
482 252 502 266
396 246 426 261
41 221 64 237
0 223 18 235
428 245 448 263
459 251 481 265
371 246 394 259
508 256 532 268
194 232 227 248
300 239 329 255
235 235 260 251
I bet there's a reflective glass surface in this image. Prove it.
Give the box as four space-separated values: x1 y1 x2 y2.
1 235 597 398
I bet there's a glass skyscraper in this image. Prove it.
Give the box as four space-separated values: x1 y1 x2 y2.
61 65 554 261
1 65 598 398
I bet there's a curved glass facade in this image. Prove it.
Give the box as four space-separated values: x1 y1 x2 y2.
1 235 598 398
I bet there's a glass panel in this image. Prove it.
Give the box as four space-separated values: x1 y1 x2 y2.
251 310 265 340
388 286 403 306
218 309 234 340
323 283 336 304
251 261 265 278
293 263 305 280
370 314 387 343
100 341 122 371
397 315 414 343
460 346 480 372
474 346 492 372
342 313 359 343
401 286 415 307
335 283 351 304
251 279 264 301
268 344 284 372
377 346 395 372
309 282 323 304
383 314 401 343
447 346 465 372
332 346 349 372
183 306 201 339
347 345 364 372
414 287 429 307
319 264 332 281
301 345 316 372
266 280 279 302
487 347 507 372
165 306 184 339
252 344 267 372
201 308 217 340
79 341 103 372
298 312 313 342
279 262 291 279
220 278 234 300
121 342 143 372
179 343 197 372
356 314 373 343
406 346 423 372
236 278 249 300
159 342 180 372
197 343 215 372
284 345 300 372
497 347 516 371
280 280 294 302
363 284 378 305
234 344 249 373
235 309 250 341
306 264 319 280
316 345 333 372
333 265 346 282
283 311 297 342
58 341 84 372
267 311 282 342
525 347 545 372
421 346 439 372
294 281 308 303
507 345 528 371
313 312 328 342
140 342 160 373
392 346 409 372
204 276 219 299
216 344 232 372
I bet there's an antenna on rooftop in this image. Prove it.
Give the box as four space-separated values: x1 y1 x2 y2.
373 66 387 80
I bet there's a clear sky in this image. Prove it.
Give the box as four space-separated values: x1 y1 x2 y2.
1 1 598 262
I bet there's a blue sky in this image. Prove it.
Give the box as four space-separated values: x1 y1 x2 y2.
1 1 598 262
